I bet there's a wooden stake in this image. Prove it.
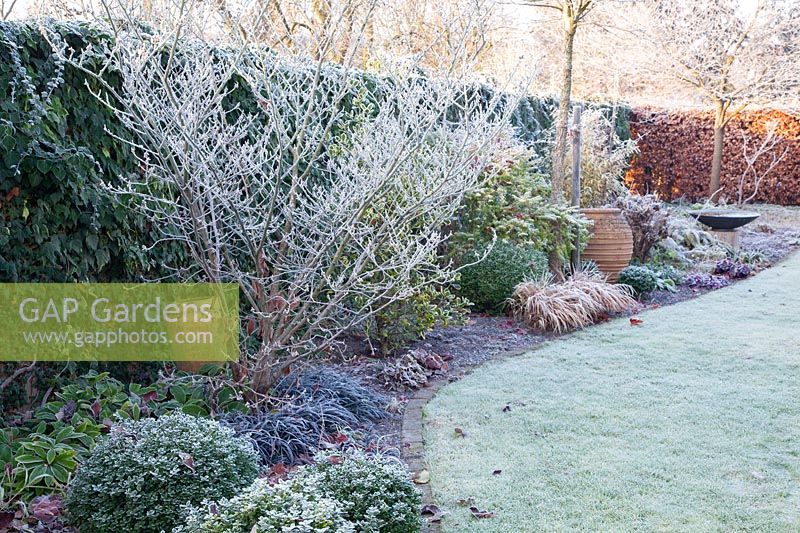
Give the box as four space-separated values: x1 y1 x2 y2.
570 103 583 271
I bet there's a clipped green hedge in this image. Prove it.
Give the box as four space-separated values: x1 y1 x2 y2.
0 21 191 415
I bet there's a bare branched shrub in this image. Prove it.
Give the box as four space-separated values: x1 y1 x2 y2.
48 0 528 393
511 271 635 333
737 121 789 206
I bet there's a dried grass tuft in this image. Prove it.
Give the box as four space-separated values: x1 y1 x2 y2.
511 271 636 333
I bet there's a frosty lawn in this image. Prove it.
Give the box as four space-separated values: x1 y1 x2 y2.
423 253 800 532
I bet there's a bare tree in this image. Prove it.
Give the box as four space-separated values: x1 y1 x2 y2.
737 121 788 206
645 0 800 200
520 0 595 277
523 1 594 200
48 0 525 392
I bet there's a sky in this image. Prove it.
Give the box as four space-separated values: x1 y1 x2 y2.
5 0 766 21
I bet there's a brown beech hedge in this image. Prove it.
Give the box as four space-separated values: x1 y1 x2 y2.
625 108 800 205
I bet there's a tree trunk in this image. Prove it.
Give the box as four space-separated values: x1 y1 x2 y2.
709 102 726 201
551 23 577 204
548 19 578 278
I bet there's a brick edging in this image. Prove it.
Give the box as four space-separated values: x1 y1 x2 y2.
401 347 538 532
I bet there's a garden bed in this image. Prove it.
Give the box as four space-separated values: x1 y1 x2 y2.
328 212 800 468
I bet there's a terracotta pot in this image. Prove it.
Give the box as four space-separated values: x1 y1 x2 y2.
580 208 633 282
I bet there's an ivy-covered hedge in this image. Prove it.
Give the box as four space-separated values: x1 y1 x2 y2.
0 20 630 284
0 21 186 283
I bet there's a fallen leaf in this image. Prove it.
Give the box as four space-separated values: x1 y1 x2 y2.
595 311 611 323
90 400 101 419
327 432 348 444
178 452 195 472
421 503 447 522
629 317 644 326
413 469 430 484
142 390 158 403
326 454 343 465
30 495 62 524
421 504 441 515
269 463 289 480
456 496 475 507
4 186 19 203
469 506 494 519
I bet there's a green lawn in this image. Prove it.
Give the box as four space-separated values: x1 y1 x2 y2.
423 254 800 532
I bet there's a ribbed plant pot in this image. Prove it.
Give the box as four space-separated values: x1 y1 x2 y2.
581 208 633 282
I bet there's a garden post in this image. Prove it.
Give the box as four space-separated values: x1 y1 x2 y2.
571 103 583 271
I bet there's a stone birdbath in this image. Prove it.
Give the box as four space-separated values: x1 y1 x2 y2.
688 209 760 249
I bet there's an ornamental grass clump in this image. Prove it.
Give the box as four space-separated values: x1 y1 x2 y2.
273 368 388 423
220 398 360 467
64 413 258 533
511 272 636 333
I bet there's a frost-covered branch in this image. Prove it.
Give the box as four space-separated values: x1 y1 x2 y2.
48 0 525 391
737 121 788 206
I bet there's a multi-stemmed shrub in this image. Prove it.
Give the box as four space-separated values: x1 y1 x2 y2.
47 11 526 395
64 413 258 533
174 451 421 533
457 241 548 313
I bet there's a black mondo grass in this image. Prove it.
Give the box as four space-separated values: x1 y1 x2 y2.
220 397 360 467
273 368 389 423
